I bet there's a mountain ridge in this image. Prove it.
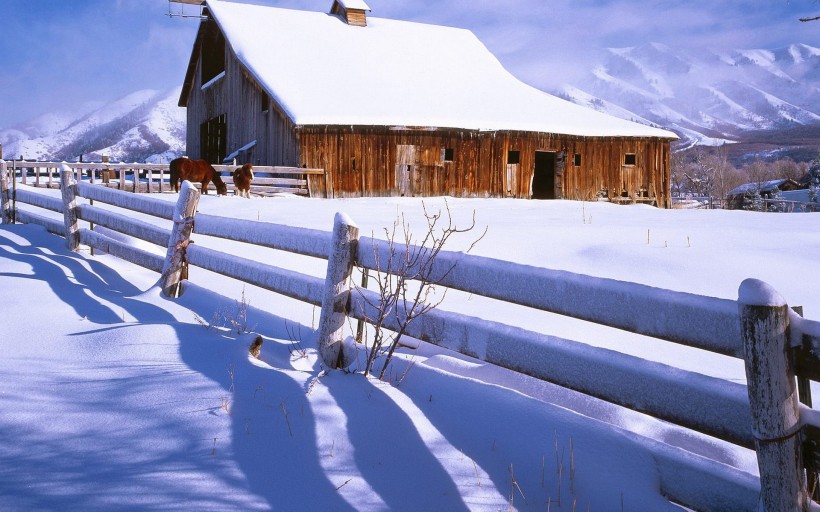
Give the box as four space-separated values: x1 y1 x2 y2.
1 43 818 163
554 42 820 150
0 87 185 163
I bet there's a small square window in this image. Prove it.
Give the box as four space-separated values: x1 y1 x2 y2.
624 153 637 166
573 153 581 166
442 148 454 162
507 150 520 165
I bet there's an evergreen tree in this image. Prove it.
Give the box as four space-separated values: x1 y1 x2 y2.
767 187 786 212
743 188 765 212
809 154 820 203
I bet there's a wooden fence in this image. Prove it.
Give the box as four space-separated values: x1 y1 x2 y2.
2 163 819 511
7 160 327 197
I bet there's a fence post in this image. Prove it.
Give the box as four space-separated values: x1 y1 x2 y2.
317 212 359 369
1 160 11 224
60 164 80 252
159 180 200 297
739 278 805 511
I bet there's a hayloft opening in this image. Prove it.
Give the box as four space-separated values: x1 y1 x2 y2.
532 151 556 200
507 150 520 165
573 153 582 166
201 21 226 85
624 153 637 166
442 148 454 162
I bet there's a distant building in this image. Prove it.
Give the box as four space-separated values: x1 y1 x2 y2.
178 0 678 204
726 178 802 210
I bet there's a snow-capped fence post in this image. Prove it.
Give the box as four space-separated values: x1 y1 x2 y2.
60 164 80 251
738 278 805 512
317 212 359 369
1 159 11 225
159 180 200 297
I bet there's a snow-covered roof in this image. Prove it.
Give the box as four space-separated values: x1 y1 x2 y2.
204 1 677 139
728 179 791 195
336 0 370 11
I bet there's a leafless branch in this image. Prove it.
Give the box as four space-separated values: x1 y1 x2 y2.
355 199 485 379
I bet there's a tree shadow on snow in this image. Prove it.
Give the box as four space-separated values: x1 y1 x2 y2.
174 283 358 511
324 372 471 512
0 225 352 510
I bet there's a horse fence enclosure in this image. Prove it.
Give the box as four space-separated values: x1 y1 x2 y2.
2 163 819 512
7 160 326 197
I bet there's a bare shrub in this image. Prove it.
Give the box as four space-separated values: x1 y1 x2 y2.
356 200 485 379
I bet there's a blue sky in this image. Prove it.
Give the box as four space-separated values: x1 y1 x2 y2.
1 0 818 129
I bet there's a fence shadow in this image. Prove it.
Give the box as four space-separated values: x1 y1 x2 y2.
0 224 351 510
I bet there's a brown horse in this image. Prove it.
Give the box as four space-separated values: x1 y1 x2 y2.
169 157 228 195
232 163 254 198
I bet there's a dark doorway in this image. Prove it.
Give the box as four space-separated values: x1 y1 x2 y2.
200 114 227 164
532 151 556 199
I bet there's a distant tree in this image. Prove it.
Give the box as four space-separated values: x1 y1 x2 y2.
766 187 787 212
742 160 779 186
682 149 715 198
773 158 803 182
706 145 746 208
809 153 820 203
670 151 688 197
743 187 766 211
682 148 742 207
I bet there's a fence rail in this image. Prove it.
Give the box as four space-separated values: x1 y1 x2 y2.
2 162 819 511
7 160 326 197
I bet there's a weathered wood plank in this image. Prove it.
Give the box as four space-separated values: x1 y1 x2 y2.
739 279 805 512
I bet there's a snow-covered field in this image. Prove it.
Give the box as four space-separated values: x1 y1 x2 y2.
1 188 818 510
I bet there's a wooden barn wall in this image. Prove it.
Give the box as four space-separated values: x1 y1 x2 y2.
184 23 298 167
297 127 671 207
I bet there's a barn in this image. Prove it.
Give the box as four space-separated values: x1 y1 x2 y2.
178 0 678 205
725 178 802 210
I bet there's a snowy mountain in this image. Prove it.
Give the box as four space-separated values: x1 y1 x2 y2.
556 43 820 148
0 87 185 163
2 43 817 162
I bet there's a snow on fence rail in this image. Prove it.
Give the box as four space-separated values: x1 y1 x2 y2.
2 163 820 511
7 160 326 197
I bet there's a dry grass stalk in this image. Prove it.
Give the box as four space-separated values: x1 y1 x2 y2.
280 400 293 437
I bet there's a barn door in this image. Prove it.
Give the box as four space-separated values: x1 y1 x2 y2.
532 151 556 199
506 150 520 197
200 114 227 164
396 144 416 197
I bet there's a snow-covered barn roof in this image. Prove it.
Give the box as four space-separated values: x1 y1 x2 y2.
197 1 677 139
728 179 799 196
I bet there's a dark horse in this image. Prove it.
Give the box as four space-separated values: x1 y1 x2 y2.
232 163 254 198
169 157 228 195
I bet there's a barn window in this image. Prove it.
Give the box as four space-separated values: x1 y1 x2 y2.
260 89 269 113
573 153 581 166
507 150 520 164
442 148 454 162
624 153 637 166
201 22 226 86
